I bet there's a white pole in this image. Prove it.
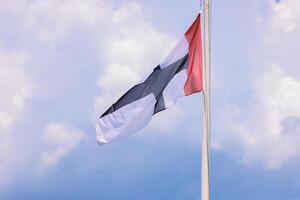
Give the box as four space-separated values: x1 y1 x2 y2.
201 0 211 200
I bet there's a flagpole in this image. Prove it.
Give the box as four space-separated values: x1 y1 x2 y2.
201 0 211 200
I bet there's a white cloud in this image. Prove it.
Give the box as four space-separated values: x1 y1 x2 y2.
1 0 111 44
97 1 176 91
0 50 32 125
27 0 110 43
0 48 33 187
214 65 300 169
39 123 86 169
262 0 300 76
213 0 300 169
269 0 300 35
0 0 100 186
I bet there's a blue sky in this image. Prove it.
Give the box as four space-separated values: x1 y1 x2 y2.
1 0 300 199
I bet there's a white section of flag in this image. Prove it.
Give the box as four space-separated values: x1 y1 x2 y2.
160 37 189 68
162 69 187 108
96 94 156 144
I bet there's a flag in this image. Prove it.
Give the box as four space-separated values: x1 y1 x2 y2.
96 14 203 144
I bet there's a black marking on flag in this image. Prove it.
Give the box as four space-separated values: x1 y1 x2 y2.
101 54 189 118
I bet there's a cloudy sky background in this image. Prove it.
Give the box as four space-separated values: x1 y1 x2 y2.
0 0 300 199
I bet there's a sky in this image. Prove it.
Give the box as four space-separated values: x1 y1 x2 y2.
0 0 300 199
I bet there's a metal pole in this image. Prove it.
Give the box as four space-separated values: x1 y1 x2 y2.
201 0 211 199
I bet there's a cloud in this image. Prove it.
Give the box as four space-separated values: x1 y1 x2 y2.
0 0 114 47
0 50 32 126
0 0 99 186
19 0 110 44
39 123 86 169
269 0 300 34
262 0 300 76
0 48 33 187
95 2 175 96
214 65 300 169
213 0 300 169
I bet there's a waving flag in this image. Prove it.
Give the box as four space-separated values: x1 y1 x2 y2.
96 14 203 144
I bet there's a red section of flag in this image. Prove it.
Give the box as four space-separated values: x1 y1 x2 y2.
184 14 203 96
